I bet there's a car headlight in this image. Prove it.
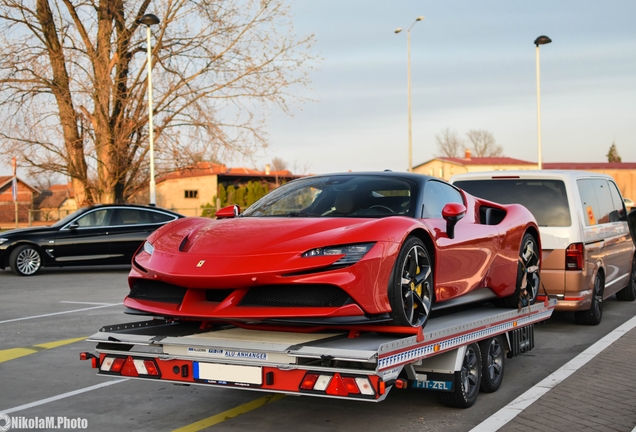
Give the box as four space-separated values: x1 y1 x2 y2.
302 243 375 266
143 241 154 255
0 238 8 245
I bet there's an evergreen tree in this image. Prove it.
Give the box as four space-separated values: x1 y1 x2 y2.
607 142 622 162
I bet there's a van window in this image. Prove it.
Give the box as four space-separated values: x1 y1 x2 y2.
454 179 571 227
422 181 463 218
578 179 623 225
608 181 627 222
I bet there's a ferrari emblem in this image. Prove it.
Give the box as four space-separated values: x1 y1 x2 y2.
196 260 205 267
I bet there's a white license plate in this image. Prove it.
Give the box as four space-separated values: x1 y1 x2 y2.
194 362 262 385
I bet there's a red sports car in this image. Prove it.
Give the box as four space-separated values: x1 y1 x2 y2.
124 172 541 329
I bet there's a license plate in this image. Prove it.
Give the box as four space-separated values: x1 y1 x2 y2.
412 380 453 391
193 362 262 385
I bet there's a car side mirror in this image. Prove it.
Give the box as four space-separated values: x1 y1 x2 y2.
68 222 79 229
442 203 466 239
215 204 240 219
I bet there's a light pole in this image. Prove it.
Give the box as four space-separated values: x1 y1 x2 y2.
395 16 424 172
138 13 161 205
534 35 551 170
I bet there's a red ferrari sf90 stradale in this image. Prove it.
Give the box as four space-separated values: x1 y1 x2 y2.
124 172 541 329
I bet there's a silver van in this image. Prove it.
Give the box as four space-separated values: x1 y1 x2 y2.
451 170 636 325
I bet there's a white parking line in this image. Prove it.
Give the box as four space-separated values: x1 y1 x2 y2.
0 379 128 414
60 301 119 306
0 303 122 324
471 315 636 432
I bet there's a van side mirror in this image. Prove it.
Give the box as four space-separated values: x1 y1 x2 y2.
442 203 466 239
215 204 240 219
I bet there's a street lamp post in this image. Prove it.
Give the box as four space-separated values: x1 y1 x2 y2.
138 13 161 205
395 16 424 172
534 35 551 170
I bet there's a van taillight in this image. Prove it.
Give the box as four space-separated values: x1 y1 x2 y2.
566 243 583 270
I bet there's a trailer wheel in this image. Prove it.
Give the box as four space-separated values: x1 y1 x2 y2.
9 245 42 276
438 343 482 408
495 233 540 308
575 273 604 325
479 336 505 393
388 237 433 328
616 255 636 302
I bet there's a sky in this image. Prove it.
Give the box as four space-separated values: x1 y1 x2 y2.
264 0 636 174
2 0 635 178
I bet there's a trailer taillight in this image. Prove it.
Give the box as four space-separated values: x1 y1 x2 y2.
566 243 584 270
99 356 161 378
300 373 319 390
299 372 376 397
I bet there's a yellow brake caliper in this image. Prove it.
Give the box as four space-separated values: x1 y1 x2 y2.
412 266 422 309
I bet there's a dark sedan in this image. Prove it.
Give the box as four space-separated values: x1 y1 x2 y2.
0 204 183 276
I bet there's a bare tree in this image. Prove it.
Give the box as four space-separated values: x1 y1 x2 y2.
465 130 504 158
435 128 463 158
270 157 288 172
0 0 317 204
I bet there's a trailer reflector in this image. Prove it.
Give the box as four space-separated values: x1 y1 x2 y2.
325 374 348 396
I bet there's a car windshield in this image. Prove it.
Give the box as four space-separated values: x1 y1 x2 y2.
455 179 571 227
242 175 415 218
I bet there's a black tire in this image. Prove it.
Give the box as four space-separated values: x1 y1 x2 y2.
438 343 482 408
494 233 540 308
9 245 42 276
574 273 604 325
616 255 636 302
479 336 505 393
388 237 433 328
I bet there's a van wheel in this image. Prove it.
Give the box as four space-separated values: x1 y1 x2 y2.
575 274 603 325
438 343 482 408
616 256 636 302
494 233 540 308
388 237 434 328
479 336 505 393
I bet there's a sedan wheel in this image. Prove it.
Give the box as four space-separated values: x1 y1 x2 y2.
10 245 43 276
389 237 433 328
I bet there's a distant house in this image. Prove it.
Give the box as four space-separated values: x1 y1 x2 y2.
155 162 299 216
544 162 636 201
33 183 77 221
412 152 636 202
413 149 538 181
0 176 40 223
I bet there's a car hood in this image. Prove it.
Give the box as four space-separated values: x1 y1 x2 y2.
153 217 397 256
0 226 56 237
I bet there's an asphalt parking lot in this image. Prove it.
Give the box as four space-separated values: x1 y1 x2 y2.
1 266 636 432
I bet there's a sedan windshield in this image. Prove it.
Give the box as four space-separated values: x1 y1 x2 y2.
242 175 415 218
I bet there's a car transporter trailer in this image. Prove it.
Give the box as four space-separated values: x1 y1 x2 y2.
81 299 555 408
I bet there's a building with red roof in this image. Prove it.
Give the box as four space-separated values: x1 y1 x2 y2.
413 149 538 180
154 162 299 216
